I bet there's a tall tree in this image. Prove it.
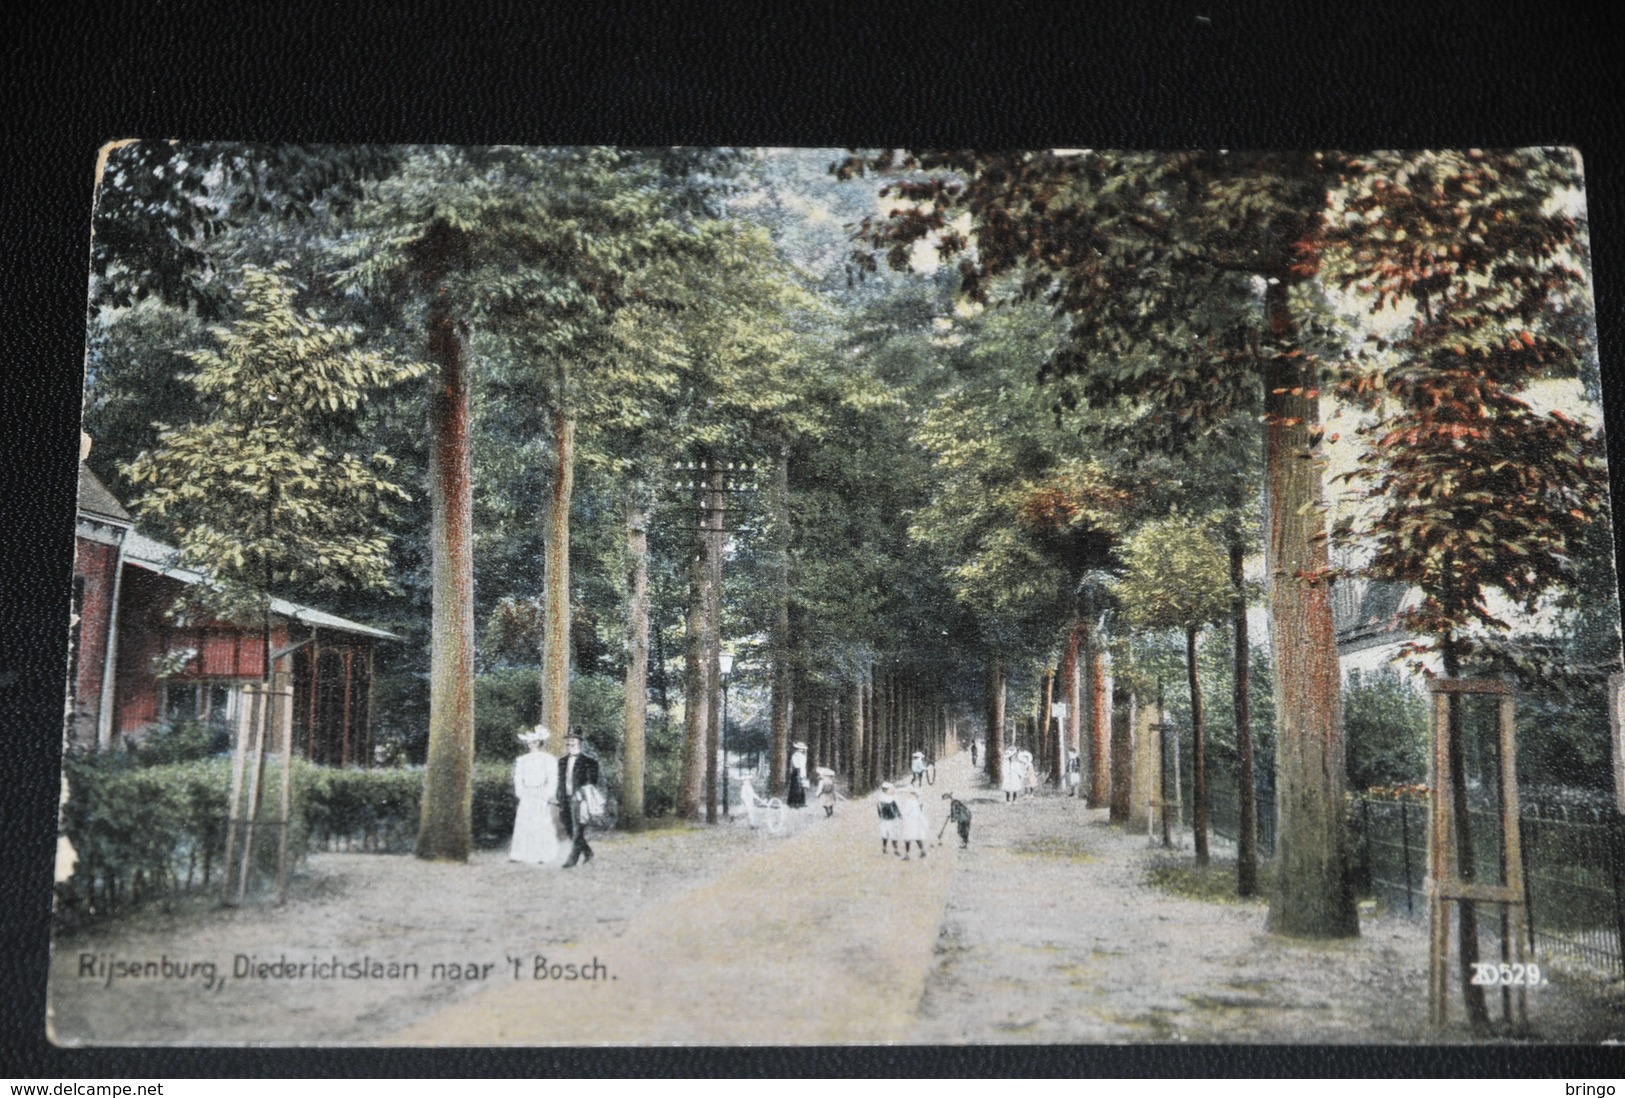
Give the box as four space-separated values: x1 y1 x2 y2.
1330 147 1605 1027
123 267 422 640
1114 515 1233 863
843 149 1361 936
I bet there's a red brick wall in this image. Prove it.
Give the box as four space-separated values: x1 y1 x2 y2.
114 566 290 737
69 537 119 747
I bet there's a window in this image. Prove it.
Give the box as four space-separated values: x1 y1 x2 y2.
160 680 243 753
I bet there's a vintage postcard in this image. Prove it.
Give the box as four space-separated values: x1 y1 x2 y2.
49 144 1625 1046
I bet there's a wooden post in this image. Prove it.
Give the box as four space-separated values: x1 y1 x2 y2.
341 648 354 767
275 672 295 905
306 638 320 759
1426 679 1528 1030
237 681 273 905
221 684 255 905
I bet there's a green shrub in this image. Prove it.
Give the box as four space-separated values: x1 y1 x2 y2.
475 668 543 761
304 766 422 850
136 718 228 765
58 753 312 917
1344 668 1429 791
301 763 517 851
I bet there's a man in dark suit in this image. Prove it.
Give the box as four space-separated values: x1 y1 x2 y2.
558 728 601 867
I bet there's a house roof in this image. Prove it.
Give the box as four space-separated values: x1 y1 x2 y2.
77 464 132 525
1333 578 1414 652
122 529 400 641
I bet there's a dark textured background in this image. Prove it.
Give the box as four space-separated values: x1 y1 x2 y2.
3 0 1622 1078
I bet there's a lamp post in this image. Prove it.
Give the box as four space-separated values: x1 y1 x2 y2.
1051 701 1069 792
719 651 735 818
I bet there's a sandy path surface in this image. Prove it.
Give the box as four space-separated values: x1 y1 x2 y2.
47 752 1625 1046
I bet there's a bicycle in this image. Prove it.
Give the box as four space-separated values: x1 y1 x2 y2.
739 781 788 835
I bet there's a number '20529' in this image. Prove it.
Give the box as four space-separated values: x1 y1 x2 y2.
1469 962 1543 986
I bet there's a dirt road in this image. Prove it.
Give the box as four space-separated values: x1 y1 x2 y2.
47 752 1625 1046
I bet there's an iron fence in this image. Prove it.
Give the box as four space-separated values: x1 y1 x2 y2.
1349 793 1625 978
1205 741 1276 858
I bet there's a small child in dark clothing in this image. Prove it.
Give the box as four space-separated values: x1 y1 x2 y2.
939 792 972 849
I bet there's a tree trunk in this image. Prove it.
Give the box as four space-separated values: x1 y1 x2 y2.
417 303 475 862
621 485 651 828
541 409 575 738
769 449 792 796
1262 276 1359 938
1231 533 1259 897
1188 623 1209 865
1444 639 1492 1028
985 657 1004 788
847 672 864 791
1060 622 1081 775
1086 626 1110 808
1043 665 1060 786
863 663 877 789
679 544 709 820
704 462 725 823
1109 676 1133 824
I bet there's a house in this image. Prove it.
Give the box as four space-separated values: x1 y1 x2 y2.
69 462 397 766
1332 577 1439 683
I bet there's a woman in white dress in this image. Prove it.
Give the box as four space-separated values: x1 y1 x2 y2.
1001 747 1024 802
510 724 561 865
898 787 928 859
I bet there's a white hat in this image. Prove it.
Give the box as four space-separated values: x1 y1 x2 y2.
1017 749 1033 762
912 751 924 758
880 781 894 791
792 741 807 751
816 766 835 777
518 724 550 745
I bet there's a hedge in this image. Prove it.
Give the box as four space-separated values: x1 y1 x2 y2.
57 756 521 922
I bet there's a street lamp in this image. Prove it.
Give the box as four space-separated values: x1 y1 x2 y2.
719 651 735 818
1051 700 1069 793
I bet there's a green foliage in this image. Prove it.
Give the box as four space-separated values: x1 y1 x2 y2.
135 719 227 765
1330 149 1607 664
302 766 419 848
474 669 543 761
296 763 516 851
58 755 299 915
1114 515 1232 635
58 754 526 919
90 142 398 318
1342 669 1430 791
122 266 426 626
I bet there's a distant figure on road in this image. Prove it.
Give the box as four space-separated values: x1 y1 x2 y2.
939 792 972 849
969 739 978 768
787 741 808 809
1018 748 1038 797
815 767 837 817
1001 747 1024 802
910 750 927 786
1065 748 1082 797
898 787 928 859
877 781 902 856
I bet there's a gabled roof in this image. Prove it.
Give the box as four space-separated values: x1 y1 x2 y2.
1334 578 1414 652
77 464 132 526
122 529 399 641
